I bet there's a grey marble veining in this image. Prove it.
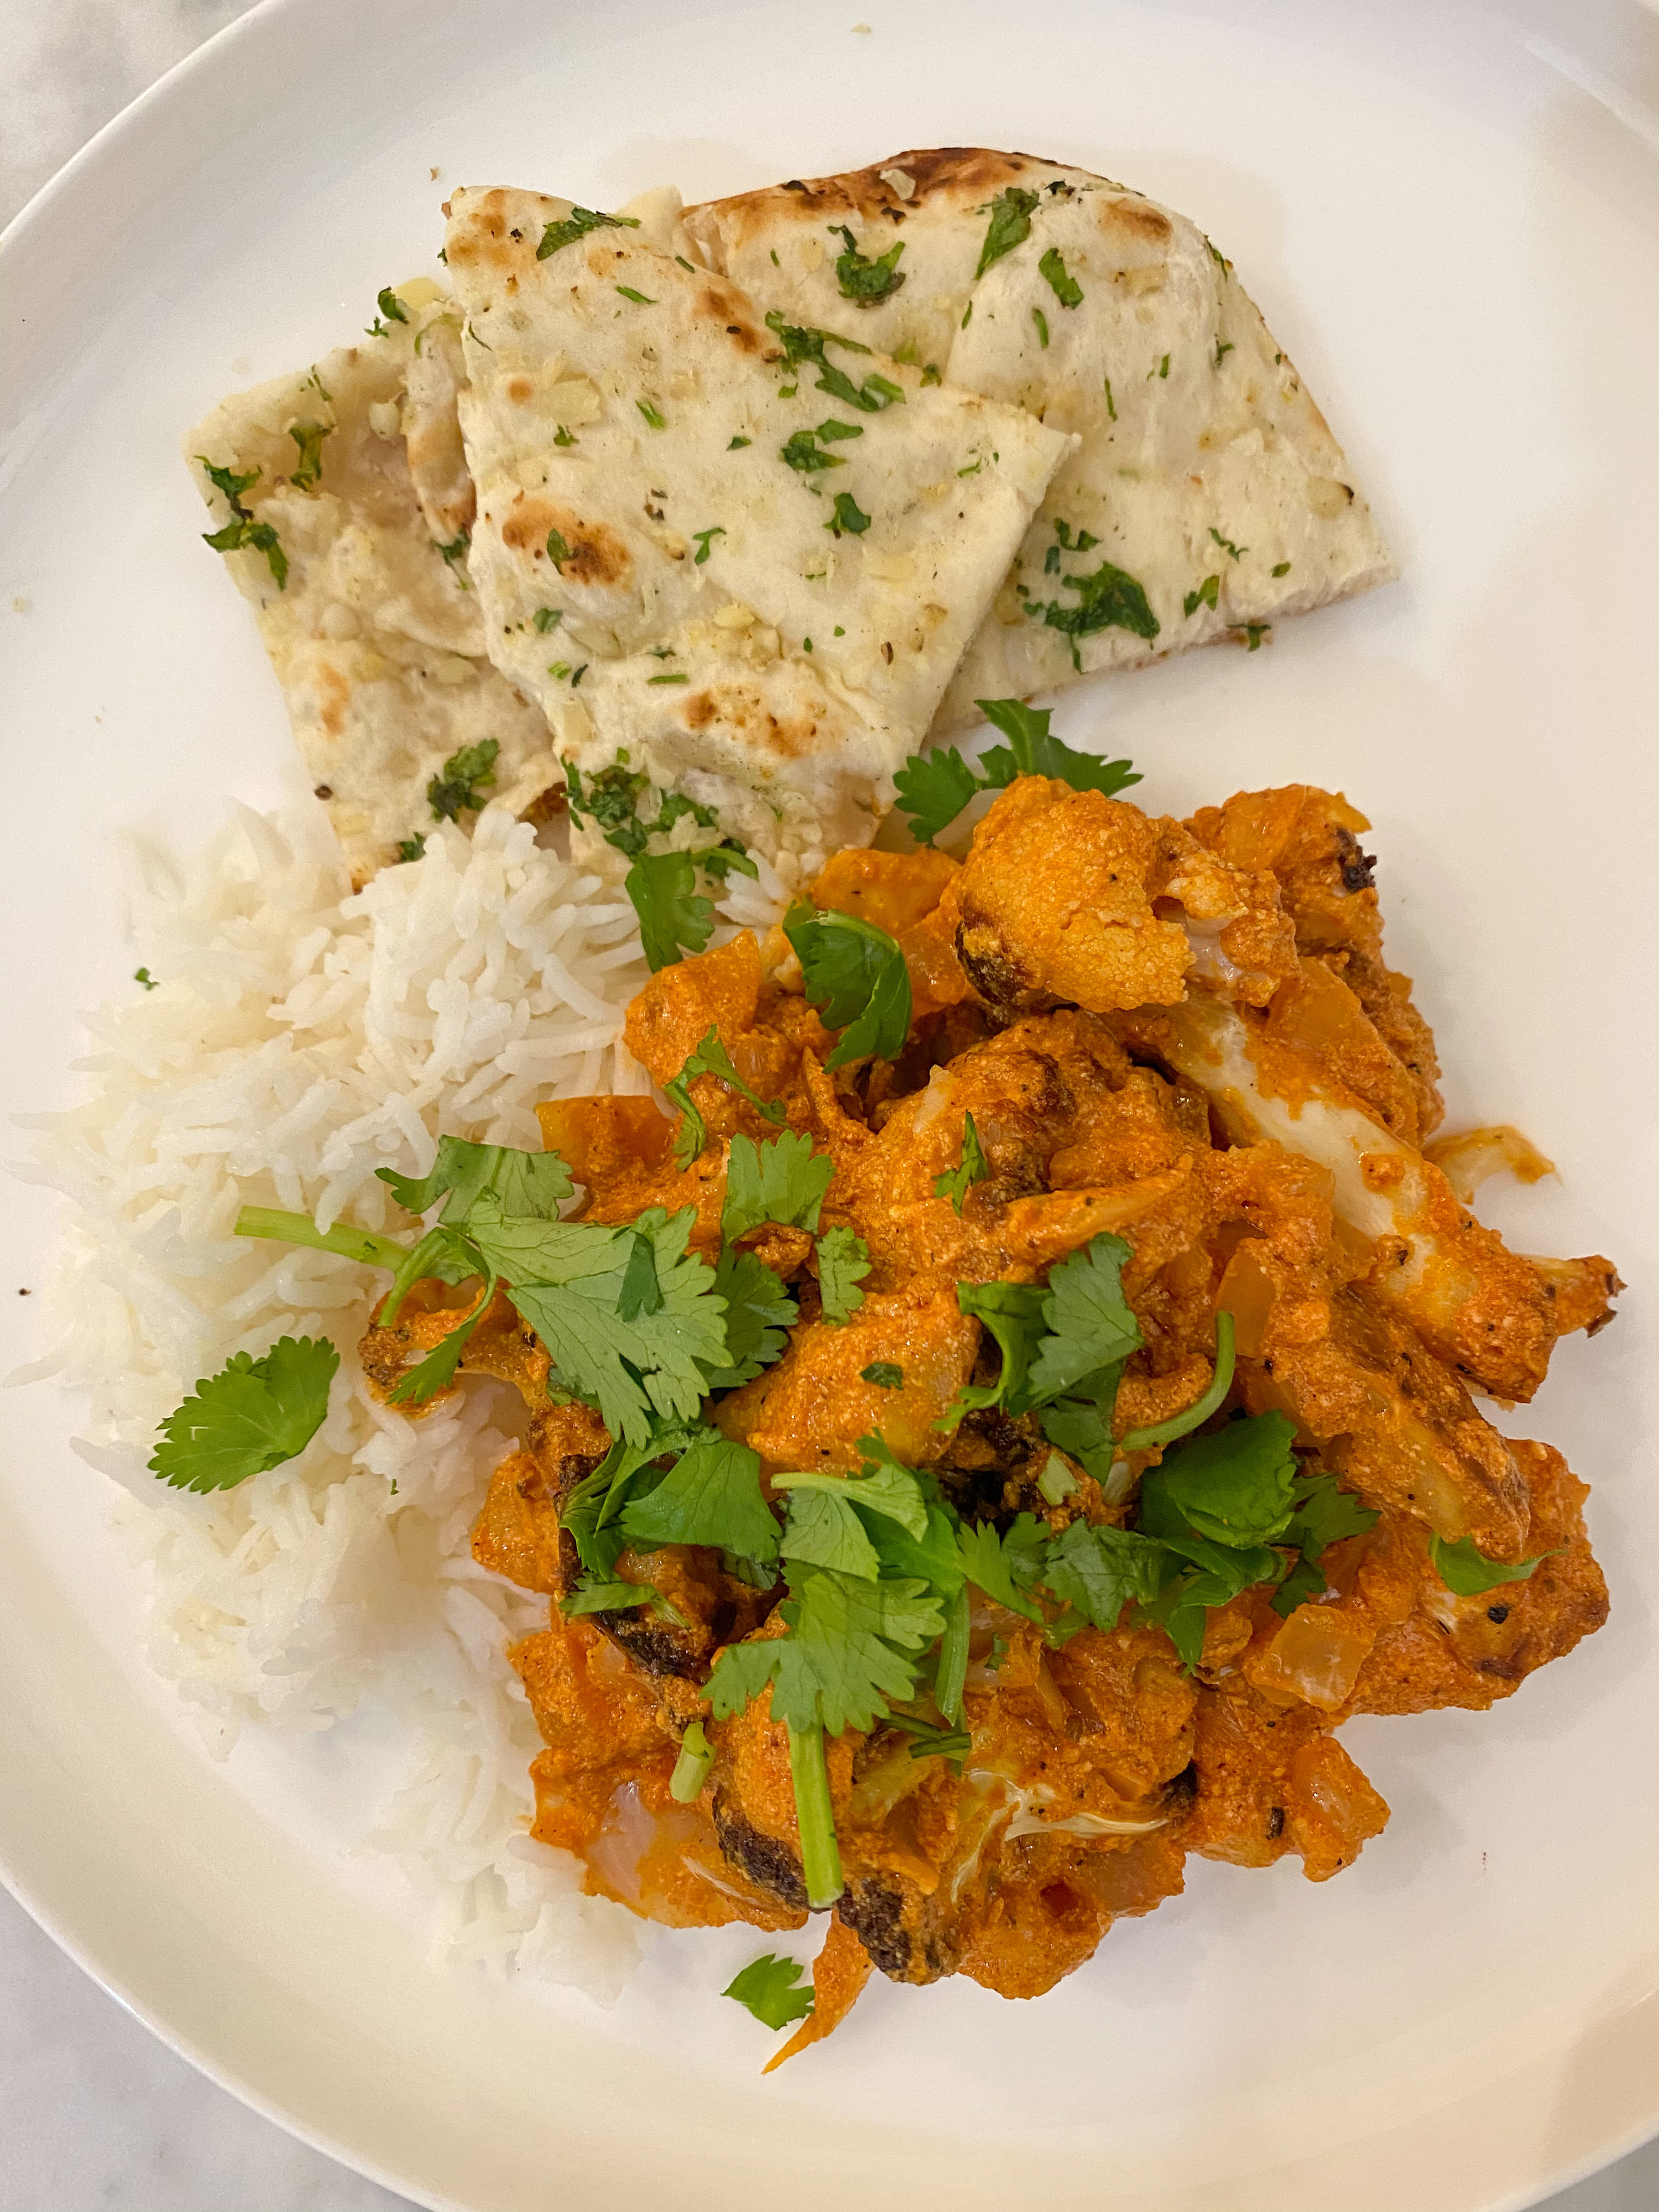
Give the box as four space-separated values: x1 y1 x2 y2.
1 4 1656 2208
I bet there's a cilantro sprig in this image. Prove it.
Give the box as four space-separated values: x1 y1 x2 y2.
1428 1533 1550 1597
831 226 906 306
562 752 758 972
933 1112 990 1213
975 185 1040 278
427 739 498 823
783 904 912 1069
537 205 640 258
196 456 288 588
1028 560 1160 666
725 1954 813 2030
663 1025 786 1168
893 697 1140 846
148 1336 338 1492
765 311 905 414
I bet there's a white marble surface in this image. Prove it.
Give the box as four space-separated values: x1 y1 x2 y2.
2 6 1657 2209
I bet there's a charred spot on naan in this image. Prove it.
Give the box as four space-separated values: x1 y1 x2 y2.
442 187 540 277
499 494 632 588
1094 195 1173 248
679 681 843 761
701 146 1071 237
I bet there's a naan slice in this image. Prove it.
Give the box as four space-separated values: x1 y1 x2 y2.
683 149 1395 733
186 287 557 887
443 186 1071 887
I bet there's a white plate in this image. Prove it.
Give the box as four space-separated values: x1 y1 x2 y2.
3 1 1658 2206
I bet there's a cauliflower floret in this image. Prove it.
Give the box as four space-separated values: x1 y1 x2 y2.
943 777 1296 1014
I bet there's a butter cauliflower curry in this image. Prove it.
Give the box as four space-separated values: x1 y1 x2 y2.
237 740 1615 2065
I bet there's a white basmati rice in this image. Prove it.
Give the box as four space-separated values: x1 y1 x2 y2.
11 798 784 2005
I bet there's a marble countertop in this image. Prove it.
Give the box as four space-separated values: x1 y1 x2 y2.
1 5 1656 2208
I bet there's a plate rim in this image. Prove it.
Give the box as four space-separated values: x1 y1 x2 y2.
3 2 1658 2206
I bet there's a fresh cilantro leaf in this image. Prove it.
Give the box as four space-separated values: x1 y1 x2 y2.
134 966 158 989
893 745 986 846
534 607 562 633
825 493 871 537
1210 525 1246 561
537 205 640 258
1237 623 1271 651
287 421 331 490
1029 560 1160 666
781 1451 929 1540
706 1564 944 1735
663 1025 786 1168
562 752 650 851
832 225 907 305
722 1130 834 1240
933 1112 989 1213
1149 1412 1300 1548
1040 1519 1165 1633
1031 306 1050 348
376 286 409 325
691 526 725 562
149 1335 338 1492
625 849 714 971
427 738 498 822
728 435 752 449
197 457 259 507
764 312 902 414
783 904 912 1069
377 1133 573 1227
779 1484 881 1579
816 1224 870 1324
1270 1551 1329 1618
885 1714 972 1767
435 531 471 585
724 1954 814 2031
695 838 759 886
201 512 288 588
782 429 844 473
560 1577 650 1615
698 1246 797 1391
1118 1311 1237 1452
862 1361 904 1389
620 1430 780 1563
975 186 1040 278
466 1199 727 1444
956 1513 1048 1624
947 1280 1049 1421
1429 1533 1550 1597
817 418 863 442
637 398 667 430
1038 247 1083 308
1038 1386 1125 1482
1026 1232 1142 1403
977 696 1141 800
1272 560 1292 577
617 1229 664 1319
1184 573 1220 617
395 835 426 864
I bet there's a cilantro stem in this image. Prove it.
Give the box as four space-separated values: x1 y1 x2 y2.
935 1584 970 1725
235 1206 409 1274
787 1722 844 1908
1118 1311 1237 1453
670 1719 716 1802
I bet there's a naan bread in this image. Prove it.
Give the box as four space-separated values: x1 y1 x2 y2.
683 149 1395 733
186 289 558 887
443 186 1071 886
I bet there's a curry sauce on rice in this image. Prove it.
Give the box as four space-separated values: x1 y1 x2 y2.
302 759 1611 2062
